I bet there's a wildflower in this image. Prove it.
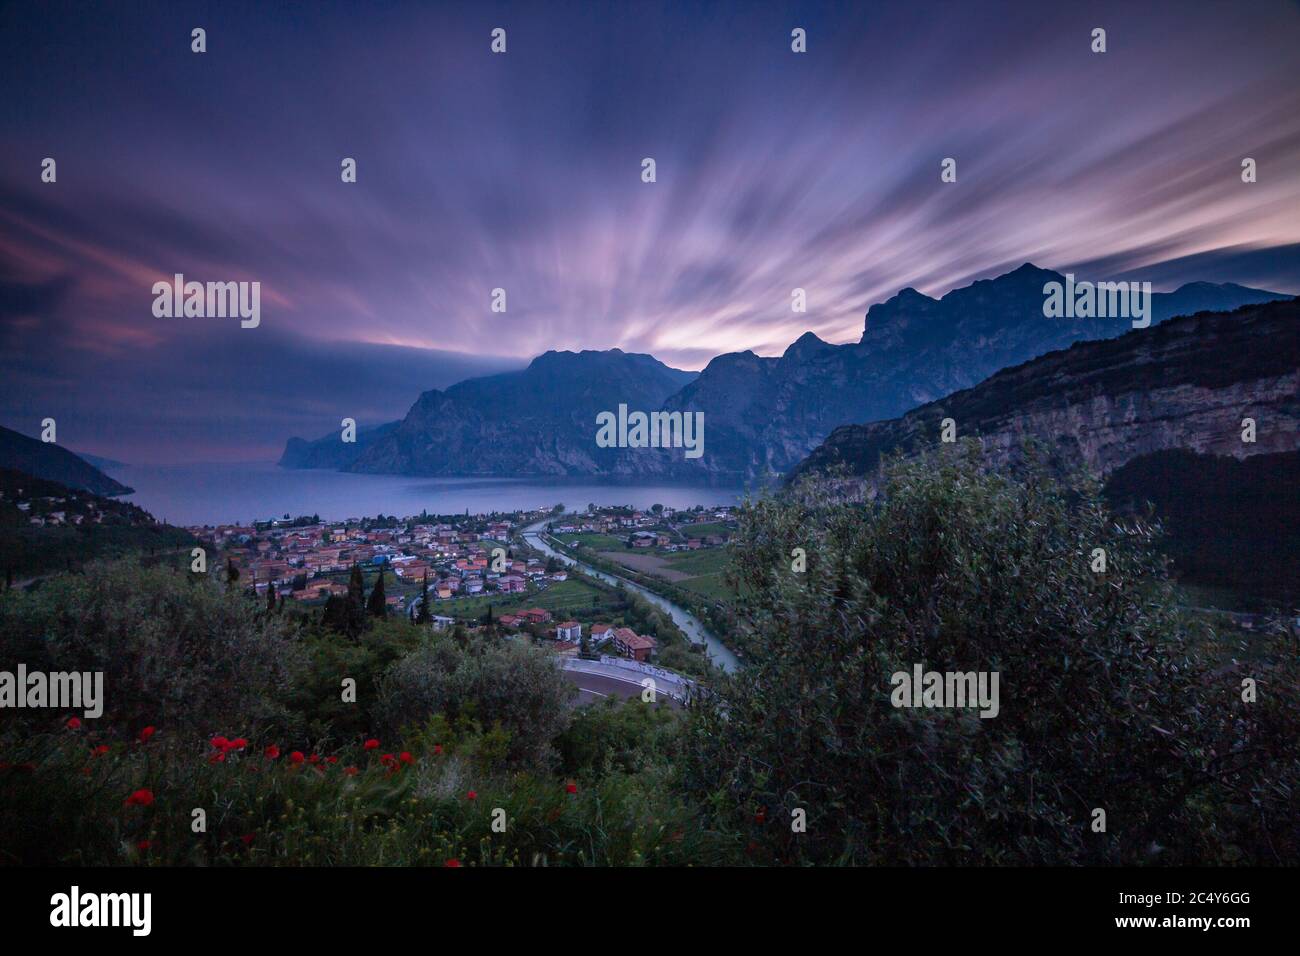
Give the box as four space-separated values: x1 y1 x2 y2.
91 745 110 757
343 766 359 776
433 744 443 755
445 859 462 868
398 752 413 765
240 833 255 847
754 809 766 824
210 735 230 751
65 717 81 730
308 754 321 765
124 788 155 808
326 755 339 764
466 790 477 801
566 782 578 794
138 726 156 744
289 751 305 765
364 738 380 751
137 840 152 851
229 738 248 751
264 744 280 760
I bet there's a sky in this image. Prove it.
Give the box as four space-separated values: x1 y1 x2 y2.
2 0 1299 463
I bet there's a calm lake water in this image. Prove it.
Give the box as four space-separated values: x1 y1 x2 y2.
115 461 751 526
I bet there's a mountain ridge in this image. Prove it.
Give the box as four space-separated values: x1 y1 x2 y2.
789 297 1300 483
0 425 134 496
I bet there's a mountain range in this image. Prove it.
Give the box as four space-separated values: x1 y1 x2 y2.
790 297 1300 482
282 350 696 475
0 425 133 496
279 265 1292 480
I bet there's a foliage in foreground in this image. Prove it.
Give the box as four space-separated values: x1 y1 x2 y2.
681 446 1300 865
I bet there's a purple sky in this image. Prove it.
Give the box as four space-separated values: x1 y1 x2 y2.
2 0 1299 462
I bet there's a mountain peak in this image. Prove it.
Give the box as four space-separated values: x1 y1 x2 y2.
783 331 834 361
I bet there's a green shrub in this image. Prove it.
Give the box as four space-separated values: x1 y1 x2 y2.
683 446 1300 865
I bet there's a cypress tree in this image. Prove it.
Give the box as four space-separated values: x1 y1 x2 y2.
416 571 431 624
346 563 367 636
366 567 387 619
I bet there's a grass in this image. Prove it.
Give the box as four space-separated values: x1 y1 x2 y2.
441 578 614 622
675 521 731 539
561 533 631 552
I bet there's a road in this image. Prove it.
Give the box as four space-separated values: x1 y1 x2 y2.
559 658 689 710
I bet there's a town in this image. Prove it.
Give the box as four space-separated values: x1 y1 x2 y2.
193 502 738 671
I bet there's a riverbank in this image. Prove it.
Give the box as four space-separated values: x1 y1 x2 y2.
520 518 740 673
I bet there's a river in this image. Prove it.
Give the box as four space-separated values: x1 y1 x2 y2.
522 519 740 673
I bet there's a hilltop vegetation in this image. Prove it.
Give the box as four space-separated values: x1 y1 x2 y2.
0 469 195 580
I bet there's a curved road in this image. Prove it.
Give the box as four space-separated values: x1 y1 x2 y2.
559 659 690 709
522 518 739 673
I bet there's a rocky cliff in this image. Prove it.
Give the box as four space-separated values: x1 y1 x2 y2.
343 349 697 477
610 265 1290 480
790 298 1300 482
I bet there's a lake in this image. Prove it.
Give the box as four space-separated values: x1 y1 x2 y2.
114 461 752 526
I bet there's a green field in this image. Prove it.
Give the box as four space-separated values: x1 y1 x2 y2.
439 578 614 622
676 521 732 539
560 533 631 551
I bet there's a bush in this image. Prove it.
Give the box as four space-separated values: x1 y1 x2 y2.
376 634 576 772
682 446 1300 865
0 560 302 740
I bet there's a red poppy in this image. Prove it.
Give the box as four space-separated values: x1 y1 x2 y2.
380 753 397 768
754 810 766 824
326 755 339 764
229 738 248 751
65 717 81 730
364 738 380 751
264 744 280 760
289 751 305 765
138 726 156 744
91 745 110 757
566 782 578 794
208 752 226 764
433 744 443 755
445 858 462 868
466 790 478 801
137 840 152 851
308 754 321 765
124 788 155 808
343 766 359 776
210 735 229 751
240 833 255 847
398 752 413 765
